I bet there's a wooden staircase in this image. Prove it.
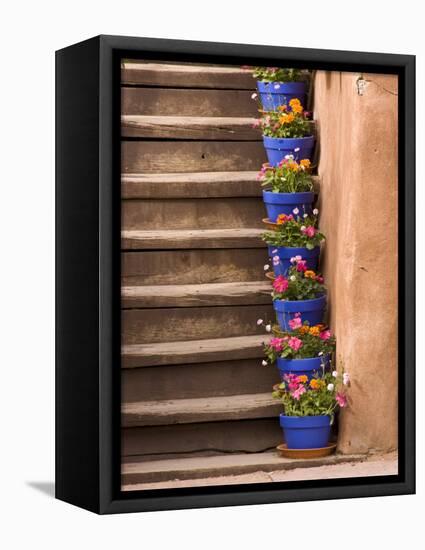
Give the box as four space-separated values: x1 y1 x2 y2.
121 61 283 486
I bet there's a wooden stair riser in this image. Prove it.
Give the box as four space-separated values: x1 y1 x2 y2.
122 87 259 117
122 304 274 345
122 197 266 230
122 141 267 173
121 62 254 89
122 418 282 460
122 249 270 286
122 358 277 402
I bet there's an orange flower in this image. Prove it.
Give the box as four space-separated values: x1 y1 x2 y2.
299 325 310 334
278 104 287 112
289 98 301 107
304 270 316 279
279 113 295 125
309 379 321 389
288 161 299 172
297 375 308 384
300 159 311 169
309 326 320 336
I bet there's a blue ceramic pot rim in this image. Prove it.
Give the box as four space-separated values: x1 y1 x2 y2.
279 414 331 428
268 246 320 258
257 81 306 91
277 355 329 367
273 294 326 312
263 135 315 147
262 190 315 204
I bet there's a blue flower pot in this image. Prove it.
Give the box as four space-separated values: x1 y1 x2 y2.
263 136 315 166
280 414 331 449
262 191 315 222
256 81 307 111
277 355 330 381
273 295 326 331
268 246 320 276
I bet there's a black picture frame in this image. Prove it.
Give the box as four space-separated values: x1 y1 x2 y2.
55 34 415 514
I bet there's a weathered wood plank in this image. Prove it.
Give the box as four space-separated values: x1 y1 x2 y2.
121 228 265 249
121 171 261 198
121 115 260 140
121 141 267 173
122 304 274 345
121 393 281 427
121 248 269 286
121 281 272 308
121 197 266 230
122 358 276 402
122 418 281 460
121 334 267 368
121 62 255 89
121 87 258 117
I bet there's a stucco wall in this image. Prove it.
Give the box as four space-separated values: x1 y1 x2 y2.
313 71 398 454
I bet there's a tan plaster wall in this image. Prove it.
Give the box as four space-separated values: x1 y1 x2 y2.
313 71 398 453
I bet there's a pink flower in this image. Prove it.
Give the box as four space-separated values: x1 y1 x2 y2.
273 275 289 293
272 255 280 266
316 276 324 283
294 312 301 317
336 392 347 408
288 317 302 330
252 119 261 128
296 260 307 272
287 336 303 351
291 385 306 400
269 337 284 352
319 330 331 340
301 225 317 238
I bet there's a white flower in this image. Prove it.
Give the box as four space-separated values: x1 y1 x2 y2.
295 255 302 261
290 257 296 263
318 352 324 356
303 213 308 218
343 373 350 385
300 225 306 231
263 264 270 271
313 208 319 215
332 370 338 377
273 255 280 266
327 383 334 392
294 147 300 152
262 360 268 366
290 275 296 281
271 248 278 254
251 92 258 99
257 319 264 326
293 208 299 215
265 324 272 332
284 154 294 160
274 84 281 89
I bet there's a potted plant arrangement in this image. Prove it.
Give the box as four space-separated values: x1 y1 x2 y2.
270 257 327 330
259 156 315 222
272 368 350 449
263 317 336 380
255 99 315 165
263 212 324 276
253 67 307 111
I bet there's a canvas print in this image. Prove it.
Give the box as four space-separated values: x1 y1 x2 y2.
120 60 398 491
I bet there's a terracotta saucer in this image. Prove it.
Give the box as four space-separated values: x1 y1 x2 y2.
262 217 279 231
276 443 337 459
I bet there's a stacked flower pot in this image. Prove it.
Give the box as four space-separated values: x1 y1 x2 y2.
253 67 350 454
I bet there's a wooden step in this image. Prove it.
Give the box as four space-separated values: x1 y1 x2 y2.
122 392 281 427
121 62 254 89
122 281 272 308
122 248 269 286
122 304 274 345
122 197 266 231
122 357 277 402
122 141 267 173
121 228 265 249
122 115 260 140
122 87 258 117
121 451 363 486
122 418 281 460
122 334 267 368
121 171 261 199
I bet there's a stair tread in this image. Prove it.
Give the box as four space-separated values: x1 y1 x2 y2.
121 281 272 308
121 450 365 486
122 392 280 427
122 334 267 368
121 115 260 139
121 228 265 250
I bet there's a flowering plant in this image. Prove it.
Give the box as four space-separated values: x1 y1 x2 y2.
272 369 350 417
262 212 324 249
271 258 326 301
263 319 335 362
252 67 305 82
255 99 311 138
258 156 313 193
